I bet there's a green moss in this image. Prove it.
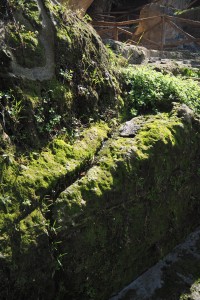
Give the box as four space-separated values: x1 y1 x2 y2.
46 3 120 118
9 0 42 26
7 23 45 68
52 112 200 299
0 122 109 224
19 209 46 249
0 121 110 298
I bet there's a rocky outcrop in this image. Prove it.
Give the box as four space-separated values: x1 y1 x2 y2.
65 0 194 15
132 1 200 50
0 0 118 144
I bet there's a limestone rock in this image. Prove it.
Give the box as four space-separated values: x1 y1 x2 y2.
179 7 200 39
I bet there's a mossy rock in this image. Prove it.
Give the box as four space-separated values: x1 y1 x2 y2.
0 0 120 149
0 122 110 299
1 1 200 299
52 110 200 299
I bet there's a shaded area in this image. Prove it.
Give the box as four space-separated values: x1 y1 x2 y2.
110 227 200 300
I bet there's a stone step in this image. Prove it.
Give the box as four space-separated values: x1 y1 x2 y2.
110 227 200 300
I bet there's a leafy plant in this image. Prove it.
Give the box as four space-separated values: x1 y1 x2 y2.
122 66 200 118
8 0 41 25
7 99 24 125
35 93 62 136
179 67 200 78
83 14 92 23
59 69 74 83
0 194 12 213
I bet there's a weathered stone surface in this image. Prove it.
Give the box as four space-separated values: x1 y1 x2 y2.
179 7 200 39
119 117 145 137
110 227 200 300
104 39 200 68
59 0 94 15
104 39 148 64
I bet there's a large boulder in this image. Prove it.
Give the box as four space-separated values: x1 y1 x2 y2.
0 0 118 146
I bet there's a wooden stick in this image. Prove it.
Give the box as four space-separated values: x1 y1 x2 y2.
92 15 163 27
130 20 162 46
126 39 138 45
118 27 134 37
186 0 199 9
166 18 196 41
113 27 119 41
166 15 200 27
93 15 200 30
133 20 162 37
96 14 116 19
161 16 165 51
116 14 139 22
166 19 200 46
142 36 161 47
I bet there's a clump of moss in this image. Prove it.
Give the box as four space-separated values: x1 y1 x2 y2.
0 121 110 299
0 122 109 224
8 0 42 26
6 24 45 68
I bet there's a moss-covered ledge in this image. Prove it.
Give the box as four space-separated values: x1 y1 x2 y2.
52 109 200 300
0 122 109 251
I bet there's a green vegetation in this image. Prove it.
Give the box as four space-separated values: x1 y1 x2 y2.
9 0 42 25
6 24 45 68
177 66 200 78
1 0 200 299
121 66 200 118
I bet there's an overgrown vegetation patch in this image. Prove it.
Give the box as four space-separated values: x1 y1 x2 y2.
121 66 200 118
